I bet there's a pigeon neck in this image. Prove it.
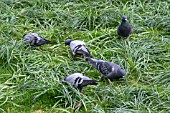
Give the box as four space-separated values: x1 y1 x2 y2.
121 20 128 27
122 19 127 23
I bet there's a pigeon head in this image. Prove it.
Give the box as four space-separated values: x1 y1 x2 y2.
23 34 27 38
65 39 73 46
23 33 38 43
85 57 90 61
85 57 97 67
122 16 127 22
23 34 32 43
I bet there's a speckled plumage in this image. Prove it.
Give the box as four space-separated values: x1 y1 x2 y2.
65 39 91 57
23 33 51 46
64 73 98 92
117 16 132 38
85 58 126 81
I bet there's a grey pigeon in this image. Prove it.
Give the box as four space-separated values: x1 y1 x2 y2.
117 16 132 38
65 39 91 57
23 33 51 46
64 73 98 92
85 58 126 81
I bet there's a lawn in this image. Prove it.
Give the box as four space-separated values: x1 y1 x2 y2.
0 0 170 113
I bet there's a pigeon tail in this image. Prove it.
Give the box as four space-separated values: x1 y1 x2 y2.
75 49 91 57
81 45 91 57
35 39 52 46
44 39 51 44
74 45 91 57
79 80 98 88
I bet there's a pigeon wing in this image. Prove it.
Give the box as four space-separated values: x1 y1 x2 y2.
81 45 91 57
35 37 51 46
98 62 113 75
75 44 91 56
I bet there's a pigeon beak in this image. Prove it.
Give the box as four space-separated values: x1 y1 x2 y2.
125 18 127 21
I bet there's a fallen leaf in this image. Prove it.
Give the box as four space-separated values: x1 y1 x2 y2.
35 110 44 113
72 101 81 111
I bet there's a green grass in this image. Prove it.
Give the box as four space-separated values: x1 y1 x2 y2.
0 0 170 112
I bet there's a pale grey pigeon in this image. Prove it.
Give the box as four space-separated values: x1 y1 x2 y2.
64 73 98 92
23 33 51 46
65 39 91 57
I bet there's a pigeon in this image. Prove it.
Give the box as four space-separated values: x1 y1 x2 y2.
65 39 91 57
117 16 132 38
85 58 125 81
64 73 98 92
23 33 51 47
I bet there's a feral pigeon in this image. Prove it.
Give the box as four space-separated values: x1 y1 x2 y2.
85 58 125 81
64 73 98 92
65 39 91 57
23 33 51 46
117 16 132 38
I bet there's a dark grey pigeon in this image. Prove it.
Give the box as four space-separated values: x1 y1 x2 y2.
117 16 132 38
85 58 126 81
64 73 98 92
23 33 51 47
65 39 91 57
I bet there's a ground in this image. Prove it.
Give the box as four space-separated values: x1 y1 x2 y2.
0 0 170 113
